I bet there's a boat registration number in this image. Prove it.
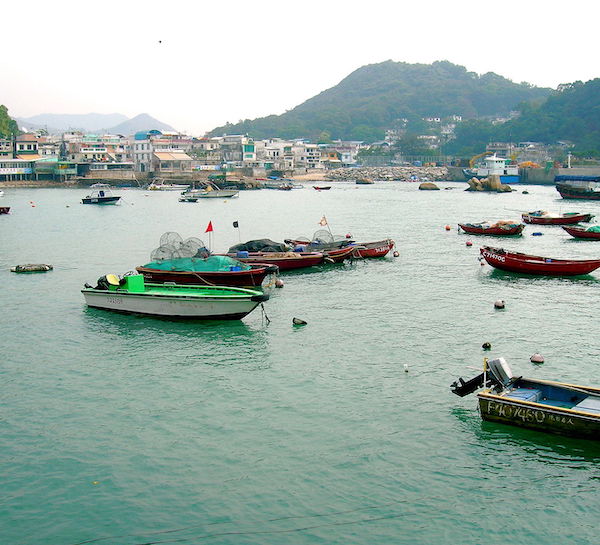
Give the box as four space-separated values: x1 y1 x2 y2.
482 250 505 262
106 296 122 304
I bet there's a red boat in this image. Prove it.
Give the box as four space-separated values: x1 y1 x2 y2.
323 245 359 263
480 246 600 276
313 186 331 191
0 206 10 215
352 239 395 258
221 251 325 271
136 262 278 288
458 221 524 236
562 226 600 240
521 211 594 225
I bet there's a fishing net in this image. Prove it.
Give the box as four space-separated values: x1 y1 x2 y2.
151 232 208 261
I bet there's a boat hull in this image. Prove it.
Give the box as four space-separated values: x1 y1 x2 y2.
562 226 600 240
478 385 600 439
556 184 600 200
222 252 325 270
522 213 593 225
458 223 524 236
82 288 266 319
480 246 600 275
82 196 121 205
136 264 277 287
352 239 395 258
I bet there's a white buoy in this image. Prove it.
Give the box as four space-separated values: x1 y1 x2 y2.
494 299 505 309
292 317 307 326
275 278 284 288
403 364 409 373
530 353 545 363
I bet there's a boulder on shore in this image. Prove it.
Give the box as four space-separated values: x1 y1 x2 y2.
466 176 512 193
419 182 440 190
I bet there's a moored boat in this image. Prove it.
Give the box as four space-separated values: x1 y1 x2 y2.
555 175 600 200
521 210 594 225
136 256 278 287
82 273 268 320
463 154 520 184
222 251 325 271
480 246 600 276
562 225 600 240
451 357 600 439
0 206 10 214
458 221 524 236
147 181 190 191
352 238 396 258
81 184 121 205
313 185 332 191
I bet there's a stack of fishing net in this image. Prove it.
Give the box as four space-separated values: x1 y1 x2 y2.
149 232 210 262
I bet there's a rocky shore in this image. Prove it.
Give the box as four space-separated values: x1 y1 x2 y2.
294 166 449 182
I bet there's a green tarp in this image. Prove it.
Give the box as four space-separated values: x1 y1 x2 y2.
143 256 251 272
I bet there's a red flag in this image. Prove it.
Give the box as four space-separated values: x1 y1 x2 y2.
205 221 213 233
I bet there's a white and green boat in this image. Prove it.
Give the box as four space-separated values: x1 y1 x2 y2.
82 274 268 320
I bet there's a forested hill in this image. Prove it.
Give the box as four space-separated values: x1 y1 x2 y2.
445 78 600 156
208 60 551 141
0 105 18 138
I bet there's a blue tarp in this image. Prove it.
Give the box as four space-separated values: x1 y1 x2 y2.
555 175 600 182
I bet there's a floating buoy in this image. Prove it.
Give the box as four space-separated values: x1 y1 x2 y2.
530 353 545 364
522 190 529 194
482 342 491 351
275 278 284 288
403 364 409 373
445 225 451 231
466 240 473 247
532 232 543 236
346 233 352 239
10 263 53 273
494 299 505 309
393 251 399 257
292 317 307 326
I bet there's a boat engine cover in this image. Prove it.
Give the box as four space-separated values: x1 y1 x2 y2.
488 357 513 387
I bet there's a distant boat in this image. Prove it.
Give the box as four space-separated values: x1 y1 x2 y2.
81 184 121 205
0 206 10 215
148 180 190 191
463 154 520 184
555 175 600 200
313 185 331 191
451 357 600 439
458 221 525 236
521 210 594 225
82 273 268 320
480 246 600 276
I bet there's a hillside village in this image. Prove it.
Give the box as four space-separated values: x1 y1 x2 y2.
0 119 561 184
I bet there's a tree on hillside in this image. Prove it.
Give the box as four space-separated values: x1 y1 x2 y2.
0 105 19 138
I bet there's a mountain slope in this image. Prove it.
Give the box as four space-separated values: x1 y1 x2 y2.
107 113 175 135
445 78 600 156
16 112 128 132
209 60 552 141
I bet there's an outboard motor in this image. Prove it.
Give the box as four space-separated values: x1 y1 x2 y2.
450 357 514 397
93 274 120 290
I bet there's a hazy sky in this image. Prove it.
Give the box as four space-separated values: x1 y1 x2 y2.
4 0 598 135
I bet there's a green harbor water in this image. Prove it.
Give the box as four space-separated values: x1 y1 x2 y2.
2 182 600 545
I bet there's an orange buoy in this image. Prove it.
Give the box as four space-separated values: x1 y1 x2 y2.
445 225 451 231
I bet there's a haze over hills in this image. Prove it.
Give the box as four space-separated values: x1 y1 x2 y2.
15 112 175 135
208 60 552 141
